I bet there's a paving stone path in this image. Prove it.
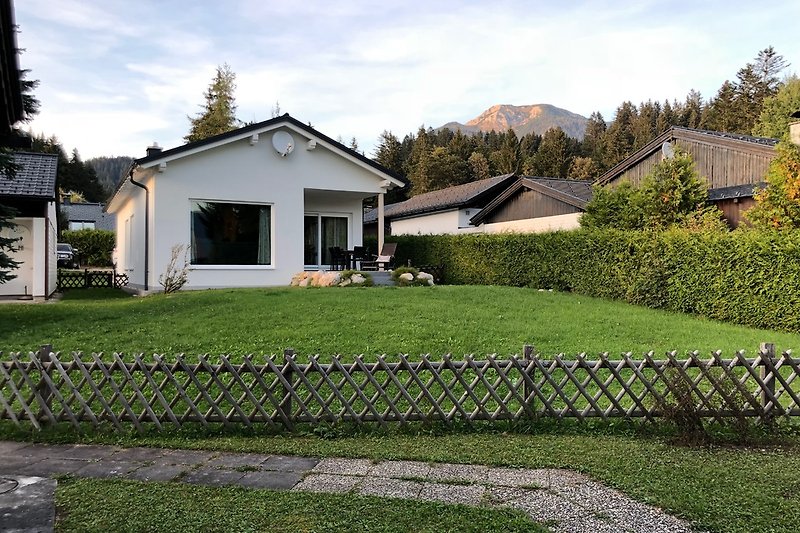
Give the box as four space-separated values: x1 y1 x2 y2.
0 440 699 533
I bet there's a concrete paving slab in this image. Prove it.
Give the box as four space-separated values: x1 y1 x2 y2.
238 471 302 490
127 464 188 483
312 457 373 476
370 460 430 479
0 458 40 475
17 458 89 477
293 473 361 493
418 481 486 506
0 441 32 454
153 449 217 466
64 444 122 460
206 452 271 470
182 467 244 487
262 455 319 472
0 476 56 533
13 443 74 459
74 460 144 479
358 477 423 499
487 467 551 488
427 463 488 484
109 447 167 462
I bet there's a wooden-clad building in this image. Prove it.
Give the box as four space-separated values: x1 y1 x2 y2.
595 127 778 227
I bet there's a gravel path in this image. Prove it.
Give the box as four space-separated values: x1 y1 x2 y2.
0 440 700 532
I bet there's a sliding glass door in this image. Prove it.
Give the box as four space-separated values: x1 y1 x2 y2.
304 214 349 268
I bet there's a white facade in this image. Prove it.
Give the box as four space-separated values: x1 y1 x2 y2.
0 202 57 298
390 209 581 236
391 208 483 235
107 118 401 291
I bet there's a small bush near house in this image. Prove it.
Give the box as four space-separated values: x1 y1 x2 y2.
60 229 115 267
390 228 800 333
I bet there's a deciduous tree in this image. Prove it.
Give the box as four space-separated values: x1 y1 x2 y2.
746 141 800 229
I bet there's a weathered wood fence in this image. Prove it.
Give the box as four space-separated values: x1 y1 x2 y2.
0 344 796 432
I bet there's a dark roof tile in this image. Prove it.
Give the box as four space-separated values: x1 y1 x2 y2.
63 202 116 230
0 152 58 199
364 174 516 223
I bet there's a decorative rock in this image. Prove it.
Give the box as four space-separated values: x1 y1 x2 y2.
339 278 351 287
351 274 366 285
399 273 414 282
298 277 310 287
416 272 434 285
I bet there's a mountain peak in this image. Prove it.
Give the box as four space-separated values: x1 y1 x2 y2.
440 103 588 139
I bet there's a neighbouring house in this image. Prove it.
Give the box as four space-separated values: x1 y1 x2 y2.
363 174 517 236
364 174 592 236
0 152 58 298
62 200 116 231
104 114 403 292
595 126 779 227
468 177 593 232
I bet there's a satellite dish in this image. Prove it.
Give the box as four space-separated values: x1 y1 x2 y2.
661 141 675 160
272 131 295 157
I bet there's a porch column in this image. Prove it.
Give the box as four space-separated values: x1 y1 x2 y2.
377 190 385 252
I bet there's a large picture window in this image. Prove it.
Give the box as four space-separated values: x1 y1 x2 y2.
190 201 271 265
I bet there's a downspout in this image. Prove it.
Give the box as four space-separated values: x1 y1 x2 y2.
128 166 149 291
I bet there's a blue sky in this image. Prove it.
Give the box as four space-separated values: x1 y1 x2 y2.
14 0 800 159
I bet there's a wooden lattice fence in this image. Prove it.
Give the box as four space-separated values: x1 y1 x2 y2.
0 344 796 432
57 270 128 290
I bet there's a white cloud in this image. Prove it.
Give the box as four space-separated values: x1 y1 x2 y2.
13 0 800 158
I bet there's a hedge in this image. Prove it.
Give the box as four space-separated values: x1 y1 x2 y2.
60 229 115 267
390 229 800 333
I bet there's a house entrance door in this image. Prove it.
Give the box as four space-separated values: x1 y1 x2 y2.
304 214 349 269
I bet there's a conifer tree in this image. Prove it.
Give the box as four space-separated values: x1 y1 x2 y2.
185 64 240 143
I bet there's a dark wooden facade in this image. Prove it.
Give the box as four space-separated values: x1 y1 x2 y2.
482 188 581 224
598 129 776 190
716 197 755 228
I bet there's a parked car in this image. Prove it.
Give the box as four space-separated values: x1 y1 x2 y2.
57 243 79 269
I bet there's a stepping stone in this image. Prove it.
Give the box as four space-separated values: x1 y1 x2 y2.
312 458 373 476
0 476 56 533
418 481 486 506
293 473 361 493
153 449 217 466
109 447 168 462
127 464 187 483
261 455 319 472
427 463 488 484
238 471 302 490
370 460 431 479
17 459 89 477
358 477 422 499
182 467 244 487
74 460 144 479
207 453 271 470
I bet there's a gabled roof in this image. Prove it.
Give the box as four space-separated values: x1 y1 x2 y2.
107 113 404 212
0 152 58 199
469 177 593 226
595 126 778 186
363 173 517 223
63 202 116 230
135 113 402 184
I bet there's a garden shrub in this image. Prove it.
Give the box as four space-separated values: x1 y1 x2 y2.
61 229 115 267
390 228 800 333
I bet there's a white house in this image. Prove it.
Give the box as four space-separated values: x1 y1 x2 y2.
105 114 404 292
0 152 58 298
364 174 591 236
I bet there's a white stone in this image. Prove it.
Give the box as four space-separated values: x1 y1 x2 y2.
399 272 414 282
351 274 366 285
416 272 434 285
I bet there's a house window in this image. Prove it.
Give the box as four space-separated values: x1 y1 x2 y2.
69 221 95 231
190 201 272 265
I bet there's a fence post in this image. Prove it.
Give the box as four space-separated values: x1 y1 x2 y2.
523 344 535 415
281 349 295 428
759 342 776 420
84 268 89 288
36 344 53 421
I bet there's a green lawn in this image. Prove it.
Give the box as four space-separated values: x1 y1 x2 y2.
3 286 800 532
55 477 543 532
1 286 797 358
